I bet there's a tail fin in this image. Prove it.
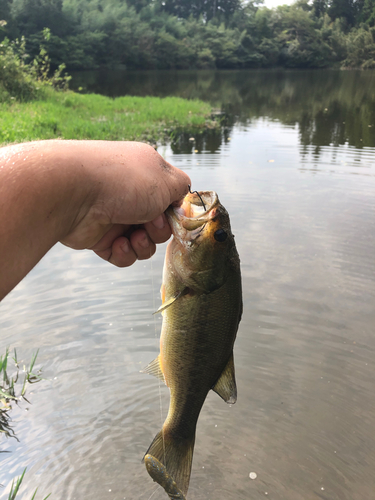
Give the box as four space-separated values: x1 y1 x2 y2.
143 429 195 499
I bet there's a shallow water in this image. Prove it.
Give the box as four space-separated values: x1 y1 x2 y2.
1 70 375 499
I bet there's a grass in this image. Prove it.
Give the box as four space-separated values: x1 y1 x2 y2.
7 468 51 500
1 348 43 439
1 348 48 499
0 88 217 145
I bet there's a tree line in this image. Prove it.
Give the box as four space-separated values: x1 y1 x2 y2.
1 0 375 70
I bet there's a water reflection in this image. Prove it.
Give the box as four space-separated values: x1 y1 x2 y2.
71 69 375 151
1 71 375 499
169 126 231 155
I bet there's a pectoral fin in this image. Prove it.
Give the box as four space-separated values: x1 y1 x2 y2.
212 352 237 404
141 355 166 384
153 288 189 315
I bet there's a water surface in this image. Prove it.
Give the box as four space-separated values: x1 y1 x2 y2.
1 70 375 499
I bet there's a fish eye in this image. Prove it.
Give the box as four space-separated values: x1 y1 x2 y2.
214 229 227 242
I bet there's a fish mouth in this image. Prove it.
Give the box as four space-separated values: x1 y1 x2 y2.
167 191 218 242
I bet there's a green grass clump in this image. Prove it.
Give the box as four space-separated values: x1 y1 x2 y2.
1 348 42 439
7 468 51 500
1 349 49 499
0 89 217 145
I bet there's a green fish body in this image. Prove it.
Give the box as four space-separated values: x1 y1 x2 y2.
143 191 242 499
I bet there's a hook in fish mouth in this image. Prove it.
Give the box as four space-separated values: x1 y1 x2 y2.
171 191 218 220
166 190 219 245
167 191 218 238
188 184 206 211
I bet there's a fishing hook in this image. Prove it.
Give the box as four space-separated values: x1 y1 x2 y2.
188 185 206 211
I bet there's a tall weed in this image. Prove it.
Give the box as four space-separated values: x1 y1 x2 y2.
0 37 39 102
0 28 70 103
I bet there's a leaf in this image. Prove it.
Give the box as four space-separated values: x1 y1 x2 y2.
8 468 26 500
29 350 39 373
0 389 17 400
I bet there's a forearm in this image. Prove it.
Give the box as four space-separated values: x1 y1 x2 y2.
0 140 190 301
0 141 94 300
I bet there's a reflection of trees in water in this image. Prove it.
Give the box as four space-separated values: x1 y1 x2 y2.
218 70 375 150
72 69 375 152
169 125 233 154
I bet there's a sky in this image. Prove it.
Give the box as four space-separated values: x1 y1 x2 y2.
262 0 296 8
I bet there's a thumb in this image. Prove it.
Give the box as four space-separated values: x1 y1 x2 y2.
163 159 191 206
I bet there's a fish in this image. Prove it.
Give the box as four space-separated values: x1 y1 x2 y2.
142 190 242 499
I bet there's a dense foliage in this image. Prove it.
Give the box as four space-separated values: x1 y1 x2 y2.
1 0 375 70
0 20 218 147
0 28 70 101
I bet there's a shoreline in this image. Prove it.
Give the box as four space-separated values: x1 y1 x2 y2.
0 89 218 147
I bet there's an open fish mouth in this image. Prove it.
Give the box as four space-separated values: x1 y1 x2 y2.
167 191 218 241
172 191 217 220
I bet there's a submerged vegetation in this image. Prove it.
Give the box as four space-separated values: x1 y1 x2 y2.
1 0 375 71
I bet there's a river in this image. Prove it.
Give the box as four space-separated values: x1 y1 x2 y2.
1 69 375 500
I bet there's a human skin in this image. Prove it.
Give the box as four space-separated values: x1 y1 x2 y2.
0 140 191 301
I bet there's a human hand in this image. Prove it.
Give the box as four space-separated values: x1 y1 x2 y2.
0 140 190 300
59 141 191 267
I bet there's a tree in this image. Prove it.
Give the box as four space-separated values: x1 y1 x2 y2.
312 0 328 18
359 0 375 25
327 0 358 26
157 0 244 22
126 0 151 13
0 0 12 22
10 0 70 37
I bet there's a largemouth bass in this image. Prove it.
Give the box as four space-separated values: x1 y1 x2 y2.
143 190 242 499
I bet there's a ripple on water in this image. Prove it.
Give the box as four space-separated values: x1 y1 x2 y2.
1 113 375 499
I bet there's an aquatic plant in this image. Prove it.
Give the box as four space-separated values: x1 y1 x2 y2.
7 468 51 500
0 348 43 440
1 349 49 499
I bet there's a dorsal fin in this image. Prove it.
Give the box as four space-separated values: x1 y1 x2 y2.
212 352 237 404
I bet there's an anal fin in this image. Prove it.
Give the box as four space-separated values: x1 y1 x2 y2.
141 355 166 384
212 352 237 404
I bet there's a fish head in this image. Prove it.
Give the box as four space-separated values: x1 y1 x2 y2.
166 191 239 293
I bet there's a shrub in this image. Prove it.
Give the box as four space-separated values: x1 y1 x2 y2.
0 29 70 103
0 37 39 101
